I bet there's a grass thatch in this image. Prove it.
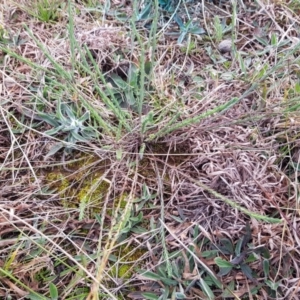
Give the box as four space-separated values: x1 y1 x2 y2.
1 0 300 299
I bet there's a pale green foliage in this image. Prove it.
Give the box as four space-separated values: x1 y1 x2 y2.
34 0 61 23
38 101 97 155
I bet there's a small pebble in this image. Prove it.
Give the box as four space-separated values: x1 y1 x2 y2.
218 39 232 53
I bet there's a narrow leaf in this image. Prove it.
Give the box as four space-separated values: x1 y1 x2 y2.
215 257 233 268
64 104 76 120
139 270 162 281
263 259 269 277
219 238 234 255
38 113 59 127
217 266 232 276
240 263 254 281
109 73 128 90
141 292 159 300
116 148 122 160
70 131 91 142
137 2 152 20
160 277 177 286
199 277 215 300
49 283 58 300
45 126 63 136
241 222 252 249
254 246 270 259
234 238 243 256
78 111 90 123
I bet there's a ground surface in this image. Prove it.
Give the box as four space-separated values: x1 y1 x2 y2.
0 0 300 299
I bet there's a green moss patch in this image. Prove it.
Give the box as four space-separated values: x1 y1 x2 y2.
45 154 110 219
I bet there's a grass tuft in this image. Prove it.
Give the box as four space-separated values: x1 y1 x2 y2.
1 0 300 299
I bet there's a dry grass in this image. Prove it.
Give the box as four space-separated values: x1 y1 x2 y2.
0 0 300 299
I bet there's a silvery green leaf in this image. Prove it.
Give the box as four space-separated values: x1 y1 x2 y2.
45 126 64 136
199 277 215 299
66 134 77 144
125 90 136 106
139 270 162 281
174 292 185 299
109 73 128 90
82 130 95 140
64 104 76 120
160 277 177 286
189 27 205 35
255 36 268 46
221 72 234 81
177 31 187 44
78 111 90 122
56 100 65 120
61 125 75 132
174 14 183 28
137 1 152 21
38 113 60 127
70 131 90 142
128 64 139 86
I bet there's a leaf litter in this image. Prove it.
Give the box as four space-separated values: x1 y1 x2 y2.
0 0 300 298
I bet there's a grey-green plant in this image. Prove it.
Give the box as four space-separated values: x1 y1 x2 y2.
213 222 283 298
139 222 285 299
174 16 206 44
119 211 144 235
139 246 222 300
0 266 47 300
104 63 142 112
134 183 158 211
38 101 97 156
